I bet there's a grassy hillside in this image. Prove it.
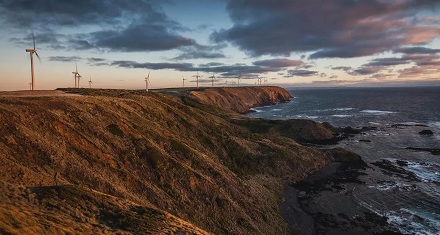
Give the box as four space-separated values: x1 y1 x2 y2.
0 88 341 234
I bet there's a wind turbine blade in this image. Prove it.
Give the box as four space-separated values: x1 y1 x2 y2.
147 71 150 78
32 33 36 50
75 62 78 73
35 52 41 62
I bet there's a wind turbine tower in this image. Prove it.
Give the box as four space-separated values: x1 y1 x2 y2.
193 72 202 88
25 34 40 90
182 76 186 88
237 74 242 87
89 76 93 89
209 74 216 87
77 74 82 88
72 63 80 88
145 71 151 92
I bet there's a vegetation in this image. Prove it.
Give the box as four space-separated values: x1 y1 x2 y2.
0 87 357 234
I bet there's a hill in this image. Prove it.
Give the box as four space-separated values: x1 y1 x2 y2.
0 87 357 234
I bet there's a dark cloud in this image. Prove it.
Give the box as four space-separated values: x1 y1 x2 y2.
0 0 160 27
393 47 440 54
398 65 440 78
352 66 385 75
212 0 440 58
366 57 411 67
286 69 318 77
198 62 225 67
252 58 306 68
111 61 194 70
331 66 353 71
0 0 198 52
173 44 226 60
91 23 195 52
49 56 82 62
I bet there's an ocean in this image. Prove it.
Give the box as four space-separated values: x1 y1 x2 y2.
248 87 440 235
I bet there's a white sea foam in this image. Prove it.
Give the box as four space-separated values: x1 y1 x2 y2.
272 108 282 112
384 159 440 183
249 108 264 113
368 182 414 191
404 162 440 183
332 114 353 118
314 107 355 112
368 122 382 126
294 114 319 119
360 110 396 115
385 209 440 235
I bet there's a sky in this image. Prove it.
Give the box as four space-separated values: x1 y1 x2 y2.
0 0 439 91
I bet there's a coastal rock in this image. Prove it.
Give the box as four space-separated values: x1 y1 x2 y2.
419 130 434 136
188 86 292 113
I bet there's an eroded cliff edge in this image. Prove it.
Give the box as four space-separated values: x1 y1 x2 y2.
188 86 292 113
0 88 359 235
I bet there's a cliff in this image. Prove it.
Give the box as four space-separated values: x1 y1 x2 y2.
188 86 292 113
0 88 354 235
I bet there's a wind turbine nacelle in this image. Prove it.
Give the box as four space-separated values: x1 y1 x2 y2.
25 49 35 52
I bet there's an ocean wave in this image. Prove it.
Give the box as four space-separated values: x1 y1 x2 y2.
249 108 264 113
404 161 440 183
381 158 440 183
313 107 355 112
272 108 282 112
293 114 319 119
332 114 353 118
429 121 440 127
386 208 440 235
360 110 396 115
368 181 415 191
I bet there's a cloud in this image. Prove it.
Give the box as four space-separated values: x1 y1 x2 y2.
173 44 226 60
285 69 318 77
331 66 353 72
49 56 82 62
394 47 440 55
366 57 411 67
0 0 198 52
111 61 194 70
252 58 306 68
211 0 440 58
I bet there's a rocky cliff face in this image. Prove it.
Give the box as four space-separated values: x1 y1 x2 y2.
188 86 292 113
0 89 331 235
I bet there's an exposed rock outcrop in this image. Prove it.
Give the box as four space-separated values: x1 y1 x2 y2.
188 86 292 113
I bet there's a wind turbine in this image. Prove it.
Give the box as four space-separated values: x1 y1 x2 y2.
28 83 32 90
182 76 186 88
145 71 151 92
88 76 92 89
193 72 202 88
25 34 40 90
77 74 82 88
237 74 242 87
72 63 79 88
264 78 268 85
209 74 216 87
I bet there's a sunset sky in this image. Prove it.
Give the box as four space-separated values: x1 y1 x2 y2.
0 0 439 90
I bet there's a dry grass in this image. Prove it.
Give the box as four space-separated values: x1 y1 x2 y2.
0 88 333 234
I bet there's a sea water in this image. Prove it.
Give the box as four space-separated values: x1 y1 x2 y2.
248 87 440 234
